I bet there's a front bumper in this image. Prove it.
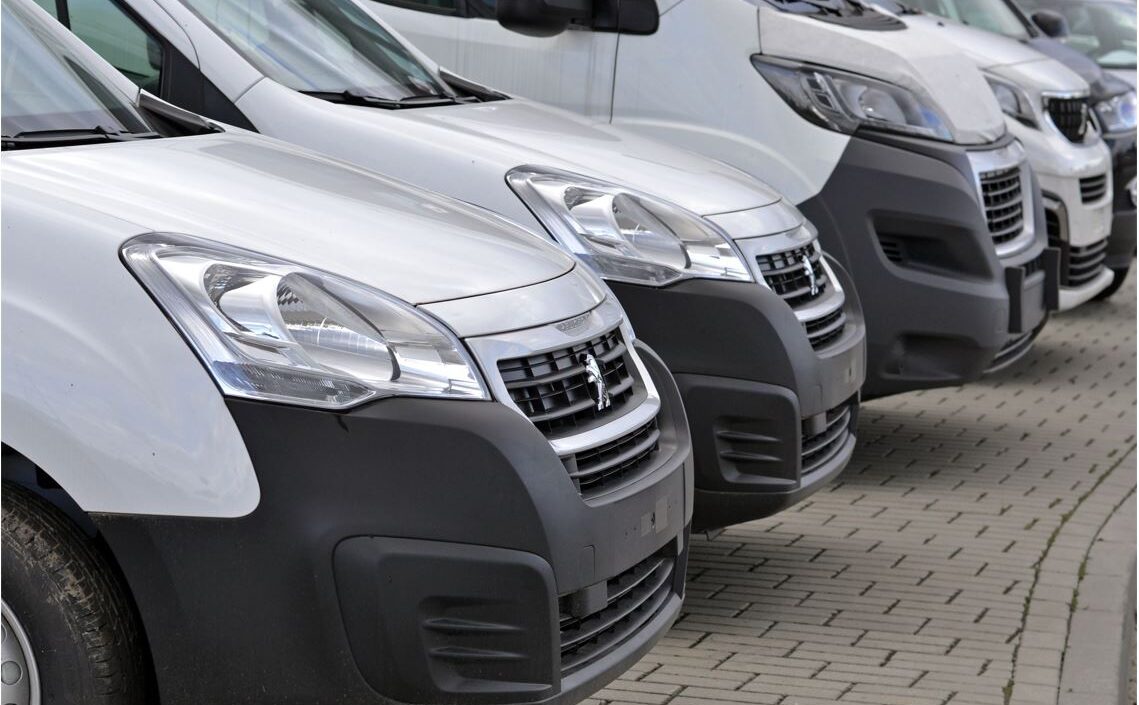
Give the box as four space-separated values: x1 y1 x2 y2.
1105 131 1137 271
91 341 691 705
609 263 866 532
799 132 1057 398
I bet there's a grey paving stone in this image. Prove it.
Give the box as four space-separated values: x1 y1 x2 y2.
592 274 1136 705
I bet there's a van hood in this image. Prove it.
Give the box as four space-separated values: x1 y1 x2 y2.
356 96 784 215
1026 36 1133 101
901 14 1088 92
0 132 576 306
755 4 1007 145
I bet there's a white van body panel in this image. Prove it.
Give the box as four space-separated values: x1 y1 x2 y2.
753 4 1006 145
1 131 615 517
2 179 260 519
139 0 793 223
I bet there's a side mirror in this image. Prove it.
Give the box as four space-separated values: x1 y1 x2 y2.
497 0 593 37
1031 9 1070 38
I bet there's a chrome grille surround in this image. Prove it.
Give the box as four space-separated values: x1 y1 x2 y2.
733 226 849 353
465 297 665 501
966 141 1037 260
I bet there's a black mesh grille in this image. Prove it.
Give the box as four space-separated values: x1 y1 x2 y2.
756 245 827 307
801 400 857 476
1080 174 1109 203
559 545 675 675
565 418 661 500
498 328 635 437
979 167 1025 245
1047 97 1090 142
804 308 846 351
1067 239 1108 287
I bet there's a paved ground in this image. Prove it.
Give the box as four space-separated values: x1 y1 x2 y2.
594 274 1137 705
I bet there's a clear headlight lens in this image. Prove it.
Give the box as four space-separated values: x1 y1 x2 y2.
1094 91 1137 133
123 233 488 409
507 167 752 286
985 75 1038 127
753 55 954 142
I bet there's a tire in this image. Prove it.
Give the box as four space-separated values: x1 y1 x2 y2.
2 483 148 705
1093 265 1131 301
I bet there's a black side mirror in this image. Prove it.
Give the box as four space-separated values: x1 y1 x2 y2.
1031 9 1070 37
497 0 593 37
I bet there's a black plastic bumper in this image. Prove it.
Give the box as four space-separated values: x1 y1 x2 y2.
609 262 866 532
1106 131 1137 270
90 343 691 705
800 132 1056 398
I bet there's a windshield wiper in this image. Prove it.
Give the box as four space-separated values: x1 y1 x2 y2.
299 89 461 109
1 125 159 150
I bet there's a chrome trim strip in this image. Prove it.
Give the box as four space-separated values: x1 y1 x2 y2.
464 297 661 457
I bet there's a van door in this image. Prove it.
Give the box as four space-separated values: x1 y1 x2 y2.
371 0 618 121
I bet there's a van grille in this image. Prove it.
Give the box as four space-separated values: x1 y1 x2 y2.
1066 239 1109 288
756 245 845 351
756 245 827 307
804 308 846 350
1047 97 1090 143
498 327 635 437
565 418 661 500
979 167 1026 246
1080 174 1109 203
559 545 676 675
801 400 857 477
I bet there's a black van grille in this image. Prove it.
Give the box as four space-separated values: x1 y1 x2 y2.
499 328 635 437
805 308 846 351
1047 97 1090 143
757 245 845 350
559 545 675 675
565 418 661 500
979 167 1025 246
756 245 828 307
1066 239 1109 288
1080 174 1109 203
801 400 857 477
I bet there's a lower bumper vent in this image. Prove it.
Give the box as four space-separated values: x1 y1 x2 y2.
559 545 676 675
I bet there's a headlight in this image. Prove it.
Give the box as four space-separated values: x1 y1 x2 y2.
752 55 954 142
506 166 752 286
1094 91 1137 133
985 75 1038 127
123 233 488 409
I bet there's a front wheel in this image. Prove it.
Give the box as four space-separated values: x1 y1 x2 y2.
2 484 148 705
1093 264 1131 301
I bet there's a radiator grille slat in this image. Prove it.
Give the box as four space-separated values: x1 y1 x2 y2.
1079 174 1108 203
559 546 676 675
1047 97 1090 143
801 400 857 476
980 167 1025 246
756 244 846 351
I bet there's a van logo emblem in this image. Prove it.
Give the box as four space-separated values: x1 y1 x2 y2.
801 254 819 296
580 353 612 411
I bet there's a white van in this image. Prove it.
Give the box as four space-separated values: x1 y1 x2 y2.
374 0 1063 388
56 0 869 531
1 0 691 701
872 0 1116 308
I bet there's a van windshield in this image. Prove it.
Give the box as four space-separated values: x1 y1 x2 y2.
898 0 1031 38
2 0 154 145
178 0 450 100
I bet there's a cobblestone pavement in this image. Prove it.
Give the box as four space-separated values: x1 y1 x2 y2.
593 275 1137 705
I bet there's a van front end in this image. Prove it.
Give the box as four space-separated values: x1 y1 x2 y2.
91 294 694 705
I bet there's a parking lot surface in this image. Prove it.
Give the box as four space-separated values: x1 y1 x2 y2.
592 276 1137 705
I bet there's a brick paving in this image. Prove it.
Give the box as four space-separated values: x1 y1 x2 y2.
595 274 1137 705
